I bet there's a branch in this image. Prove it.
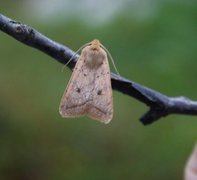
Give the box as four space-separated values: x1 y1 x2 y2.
1 14 197 125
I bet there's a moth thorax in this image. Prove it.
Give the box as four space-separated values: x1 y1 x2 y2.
86 52 104 69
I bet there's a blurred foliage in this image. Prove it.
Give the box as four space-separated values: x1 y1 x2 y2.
0 1 197 180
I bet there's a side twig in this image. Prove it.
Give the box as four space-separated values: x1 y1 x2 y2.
1 14 197 125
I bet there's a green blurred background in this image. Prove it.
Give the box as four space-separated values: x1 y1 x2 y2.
0 1 197 179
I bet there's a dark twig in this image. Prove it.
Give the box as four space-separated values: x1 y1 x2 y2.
1 14 197 125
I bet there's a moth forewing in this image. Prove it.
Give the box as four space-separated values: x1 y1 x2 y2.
59 39 113 124
87 47 113 123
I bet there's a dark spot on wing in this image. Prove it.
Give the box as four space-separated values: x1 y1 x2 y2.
84 73 87 76
97 90 102 95
76 88 81 93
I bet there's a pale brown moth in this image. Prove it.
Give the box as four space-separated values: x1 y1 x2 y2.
59 39 113 124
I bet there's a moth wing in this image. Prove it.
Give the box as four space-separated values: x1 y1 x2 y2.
59 55 94 117
87 59 113 124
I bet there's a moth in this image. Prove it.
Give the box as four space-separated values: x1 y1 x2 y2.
59 39 114 124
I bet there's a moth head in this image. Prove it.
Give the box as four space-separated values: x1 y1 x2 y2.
89 39 101 51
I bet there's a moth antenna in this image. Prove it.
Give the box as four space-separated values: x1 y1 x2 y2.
61 42 90 72
100 44 120 75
